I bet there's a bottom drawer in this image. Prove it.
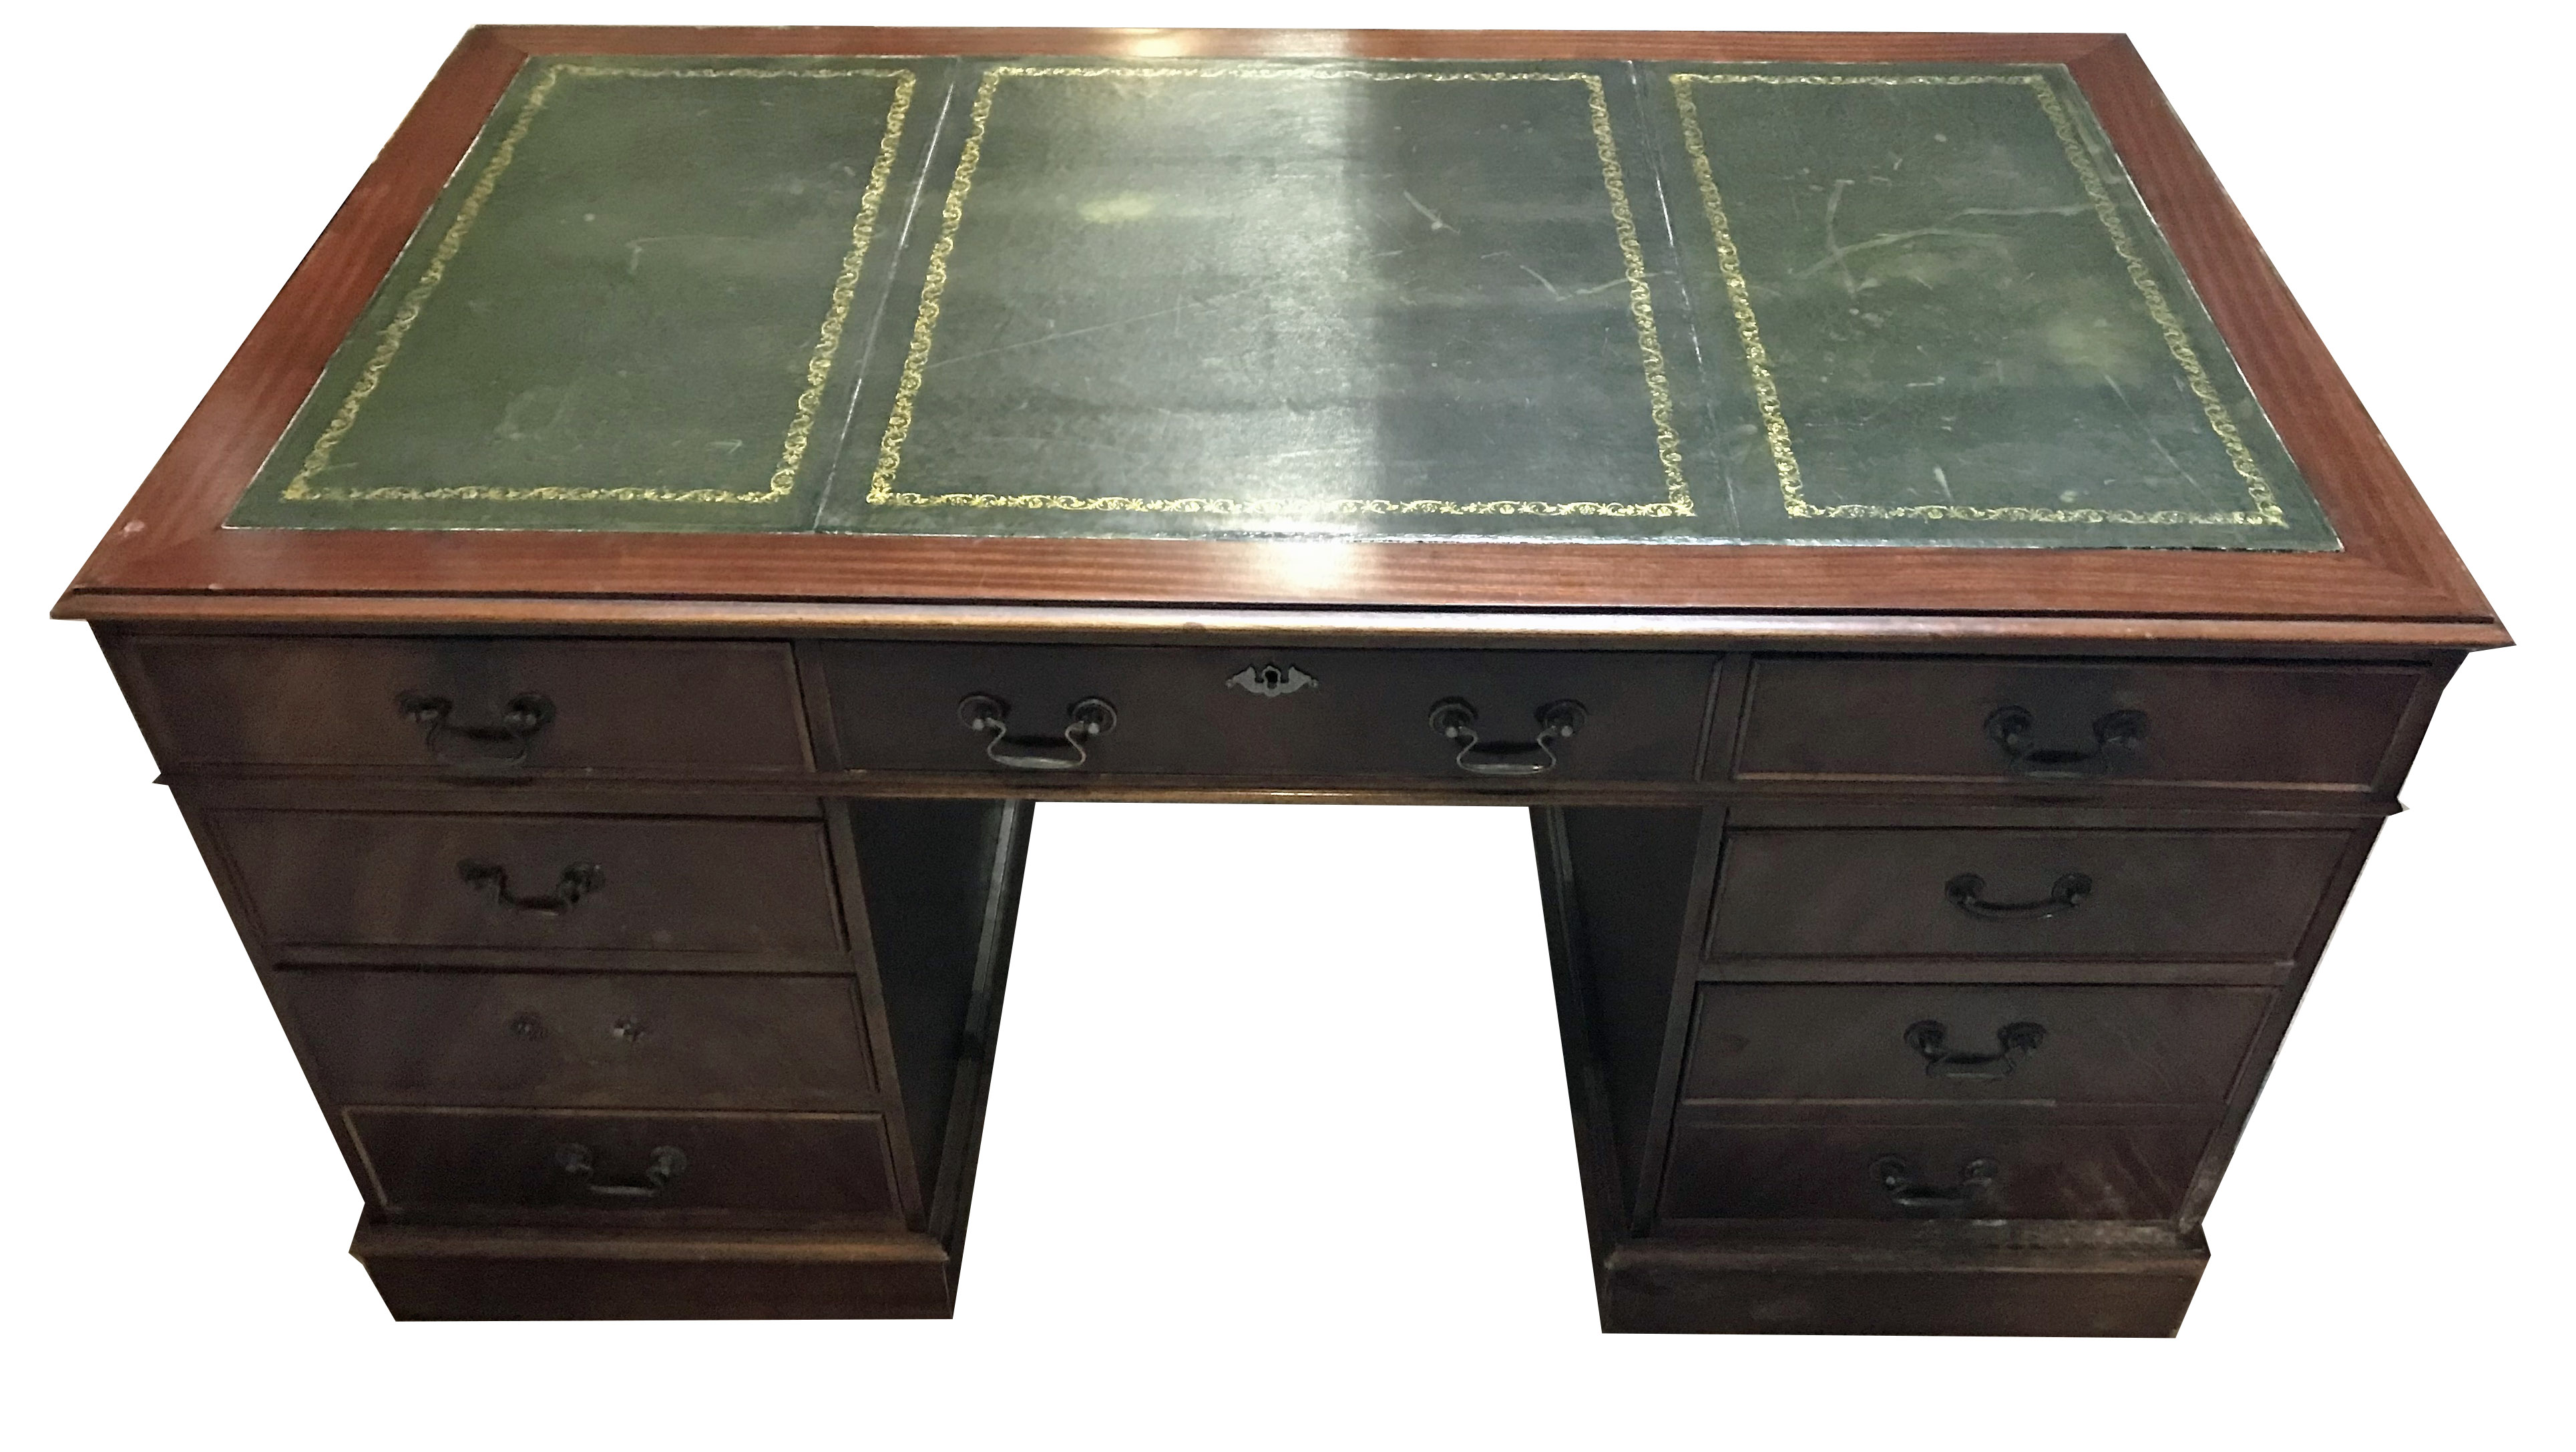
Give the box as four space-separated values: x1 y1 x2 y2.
1661 1117 2214 1221
349 1108 899 1217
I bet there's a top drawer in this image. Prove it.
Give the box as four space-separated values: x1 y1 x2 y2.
1733 657 2424 790
124 637 812 773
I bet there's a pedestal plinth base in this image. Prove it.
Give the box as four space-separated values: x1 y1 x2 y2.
1600 1224 2208 1337
352 1221 956 1320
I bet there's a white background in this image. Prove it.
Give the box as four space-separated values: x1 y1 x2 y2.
4 1 2567 1446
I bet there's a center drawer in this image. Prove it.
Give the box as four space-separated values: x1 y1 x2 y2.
216 811 845 957
274 969 877 1110
816 644 1718 780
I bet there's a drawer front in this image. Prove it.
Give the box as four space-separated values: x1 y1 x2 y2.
819 645 1717 780
128 637 812 771
1707 828 2347 963
1682 985 2270 1105
1661 1118 2213 1220
1734 657 2422 788
275 969 875 1110
349 1108 897 1216
219 811 845 956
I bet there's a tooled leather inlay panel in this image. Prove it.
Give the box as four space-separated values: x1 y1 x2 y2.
226 57 2336 550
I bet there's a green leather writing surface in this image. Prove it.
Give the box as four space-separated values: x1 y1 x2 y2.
230 59 923 532
229 57 2336 550
1660 69 2328 546
841 63 1690 534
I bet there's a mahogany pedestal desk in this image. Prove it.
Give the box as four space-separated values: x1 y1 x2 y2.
57 26 2505 1336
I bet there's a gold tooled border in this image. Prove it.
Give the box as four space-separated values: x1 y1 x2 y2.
1671 69 2288 528
867 64 1692 518
274 63 916 506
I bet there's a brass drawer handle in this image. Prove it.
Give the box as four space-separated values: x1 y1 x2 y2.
397 691 555 766
1906 1020 2048 1079
1946 872 2092 921
1984 705 2147 777
1428 698 1586 775
1873 1155 2000 1210
460 860 606 915
554 1143 687 1199
957 693 1117 770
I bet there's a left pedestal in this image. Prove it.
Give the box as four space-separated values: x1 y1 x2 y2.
111 630 1036 1321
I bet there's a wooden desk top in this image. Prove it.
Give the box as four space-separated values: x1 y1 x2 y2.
55 27 2503 650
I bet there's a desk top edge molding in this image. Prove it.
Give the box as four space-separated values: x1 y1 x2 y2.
51 593 2509 655
59 25 2501 645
